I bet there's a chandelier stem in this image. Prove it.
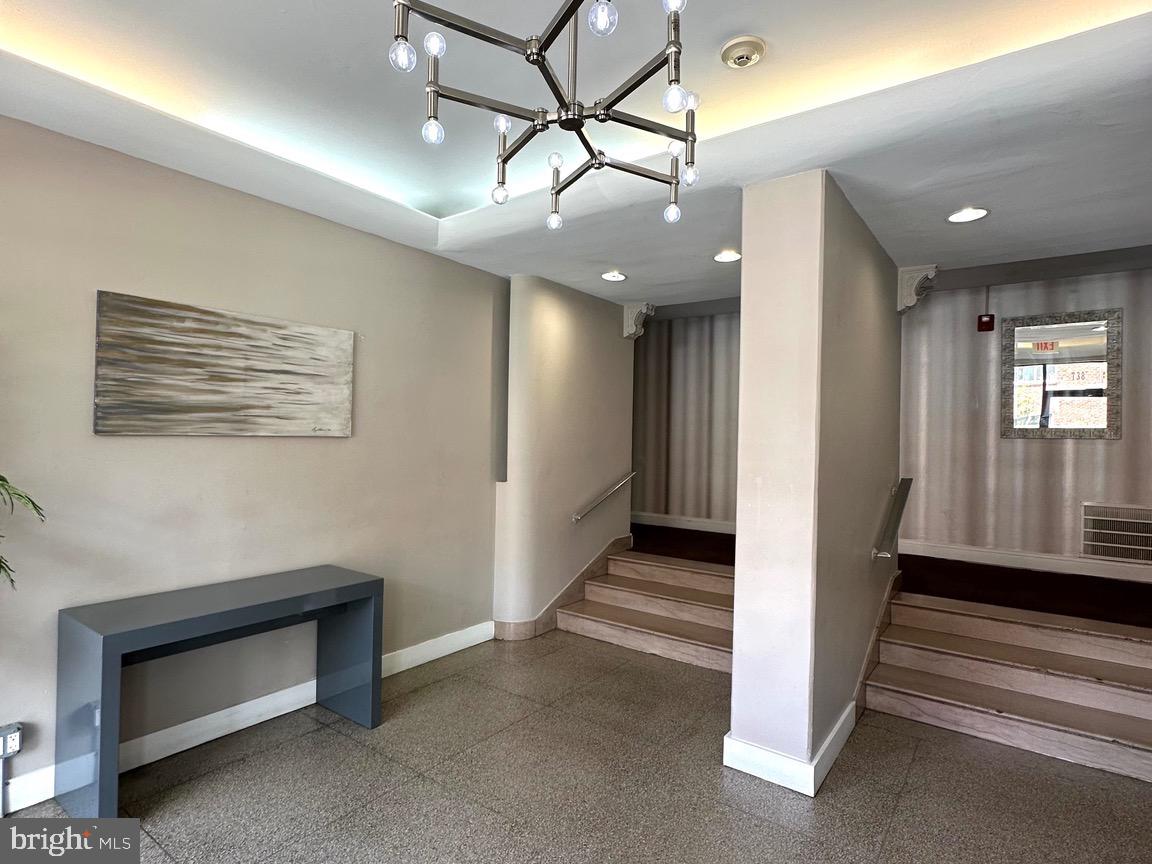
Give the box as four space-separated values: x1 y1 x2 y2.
685 108 696 165
426 56 440 119
567 18 578 102
666 11 681 85
394 0 410 40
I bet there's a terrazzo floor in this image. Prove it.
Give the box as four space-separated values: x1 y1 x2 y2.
17 630 1152 863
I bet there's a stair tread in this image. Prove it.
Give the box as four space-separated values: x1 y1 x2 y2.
587 574 734 610
868 664 1152 750
609 550 735 578
881 625 1152 693
893 592 1152 643
558 600 733 651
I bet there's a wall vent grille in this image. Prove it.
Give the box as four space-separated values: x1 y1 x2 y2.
1082 503 1152 565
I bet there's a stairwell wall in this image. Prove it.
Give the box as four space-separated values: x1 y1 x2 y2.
492 275 634 628
729 170 900 794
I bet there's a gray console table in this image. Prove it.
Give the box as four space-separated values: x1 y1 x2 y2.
54 565 383 817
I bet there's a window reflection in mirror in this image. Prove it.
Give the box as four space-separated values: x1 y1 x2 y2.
1001 310 1121 440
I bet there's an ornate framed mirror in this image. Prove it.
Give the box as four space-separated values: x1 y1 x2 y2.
1000 308 1123 439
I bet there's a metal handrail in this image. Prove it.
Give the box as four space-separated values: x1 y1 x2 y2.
572 471 636 523
872 477 913 560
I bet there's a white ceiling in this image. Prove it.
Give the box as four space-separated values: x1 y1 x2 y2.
1 2 1150 304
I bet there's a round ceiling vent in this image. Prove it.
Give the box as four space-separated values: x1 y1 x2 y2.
721 35 766 70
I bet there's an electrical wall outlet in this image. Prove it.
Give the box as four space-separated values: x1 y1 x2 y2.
1 722 22 758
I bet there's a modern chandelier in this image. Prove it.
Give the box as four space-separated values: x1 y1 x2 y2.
387 0 699 230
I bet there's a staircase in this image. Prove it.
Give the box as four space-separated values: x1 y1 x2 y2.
866 592 1152 782
557 551 733 672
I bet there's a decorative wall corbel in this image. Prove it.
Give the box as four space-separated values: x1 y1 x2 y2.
623 302 655 340
897 265 937 312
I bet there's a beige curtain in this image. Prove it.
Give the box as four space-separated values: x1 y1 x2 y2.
632 312 739 522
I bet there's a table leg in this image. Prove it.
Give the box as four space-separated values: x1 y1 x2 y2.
55 615 121 817
316 589 382 728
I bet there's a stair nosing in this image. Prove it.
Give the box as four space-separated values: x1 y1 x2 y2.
558 601 732 653
880 626 1152 695
586 574 733 611
867 664 1152 752
892 592 1152 645
608 551 735 578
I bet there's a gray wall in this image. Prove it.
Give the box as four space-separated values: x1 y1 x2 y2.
493 275 633 623
0 116 508 776
811 177 901 746
901 270 1152 555
732 170 899 766
632 312 740 524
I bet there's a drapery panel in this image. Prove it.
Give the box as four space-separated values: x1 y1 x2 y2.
632 312 740 522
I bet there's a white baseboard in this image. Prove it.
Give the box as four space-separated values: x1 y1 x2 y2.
3 620 495 815
380 621 494 676
722 702 856 797
631 511 736 535
900 540 1152 585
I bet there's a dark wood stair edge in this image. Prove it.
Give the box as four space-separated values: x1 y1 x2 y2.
898 553 1152 629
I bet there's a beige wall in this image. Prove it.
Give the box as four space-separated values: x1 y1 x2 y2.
731 170 899 771
0 116 507 777
901 270 1151 558
810 176 901 745
493 275 633 624
731 171 825 759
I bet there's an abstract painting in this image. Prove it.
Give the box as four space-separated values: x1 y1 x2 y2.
94 291 354 436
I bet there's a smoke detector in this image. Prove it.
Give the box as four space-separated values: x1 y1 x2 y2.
721 36 766 69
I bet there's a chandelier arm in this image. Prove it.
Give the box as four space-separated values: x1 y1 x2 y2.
539 0 585 55
404 0 526 54
574 129 599 162
554 158 596 197
603 157 677 186
606 109 691 143
437 85 539 123
537 57 569 106
594 49 669 115
499 126 541 165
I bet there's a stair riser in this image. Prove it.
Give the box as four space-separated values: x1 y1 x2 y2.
608 559 734 595
865 685 1152 783
880 641 1152 721
557 610 732 672
585 583 733 630
891 604 1152 668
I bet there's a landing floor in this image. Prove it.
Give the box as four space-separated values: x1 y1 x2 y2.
19 631 1152 862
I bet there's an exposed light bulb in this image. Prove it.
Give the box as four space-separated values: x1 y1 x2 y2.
421 118 445 144
666 140 686 159
388 39 418 73
680 164 700 187
493 114 513 134
491 184 509 205
663 203 682 224
423 31 447 58
685 91 701 111
662 0 687 13
662 84 689 113
547 212 564 231
587 0 619 37
548 152 565 170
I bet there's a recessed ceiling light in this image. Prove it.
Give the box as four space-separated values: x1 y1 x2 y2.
947 206 989 224
601 270 628 282
714 249 742 263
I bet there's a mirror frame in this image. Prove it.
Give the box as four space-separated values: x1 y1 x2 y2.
1000 308 1123 440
